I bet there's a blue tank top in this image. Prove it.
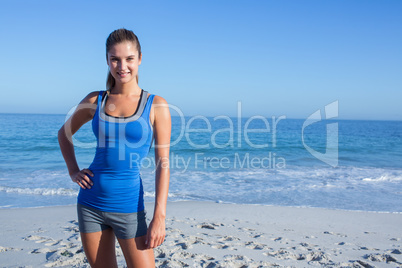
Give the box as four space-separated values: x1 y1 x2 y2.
77 90 155 213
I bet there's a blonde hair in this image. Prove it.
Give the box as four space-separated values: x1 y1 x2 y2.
106 28 142 91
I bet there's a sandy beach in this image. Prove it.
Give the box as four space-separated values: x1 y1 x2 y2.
1 201 401 267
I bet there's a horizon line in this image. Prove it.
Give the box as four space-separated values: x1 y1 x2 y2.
0 112 401 122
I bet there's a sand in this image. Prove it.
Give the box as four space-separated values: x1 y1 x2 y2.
0 201 401 267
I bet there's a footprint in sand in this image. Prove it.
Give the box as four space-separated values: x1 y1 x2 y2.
187 235 206 245
270 249 301 260
359 246 380 251
238 227 255 232
389 249 402 254
155 250 167 259
211 242 236 250
64 225 79 233
196 222 222 230
223 254 251 262
30 248 56 254
45 239 63 247
156 258 189 268
352 260 373 267
272 236 283 241
252 233 264 238
0 246 22 252
175 242 192 250
218 235 240 242
245 241 268 250
24 235 46 241
304 235 317 239
293 242 318 251
323 231 347 237
173 250 197 259
166 227 181 235
24 235 57 244
264 249 296 260
43 245 88 267
363 253 398 263
63 223 81 242
220 255 271 268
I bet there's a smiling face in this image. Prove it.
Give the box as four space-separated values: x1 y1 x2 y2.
107 41 142 86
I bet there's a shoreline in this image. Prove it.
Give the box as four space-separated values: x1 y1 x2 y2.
2 199 402 214
1 201 401 267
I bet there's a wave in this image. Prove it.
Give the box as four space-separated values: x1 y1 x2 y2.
167 164 402 181
0 186 182 200
143 191 180 198
362 174 402 182
0 186 78 196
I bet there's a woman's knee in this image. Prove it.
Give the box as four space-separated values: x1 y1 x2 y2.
118 236 155 268
80 229 118 268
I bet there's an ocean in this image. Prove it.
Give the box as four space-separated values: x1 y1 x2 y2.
0 113 401 212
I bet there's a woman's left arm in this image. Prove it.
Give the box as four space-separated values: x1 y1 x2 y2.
145 95 171 249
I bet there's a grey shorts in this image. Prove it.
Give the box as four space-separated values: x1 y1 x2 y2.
77 203 148 239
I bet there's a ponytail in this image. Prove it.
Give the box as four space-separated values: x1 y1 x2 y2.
106 71 115 91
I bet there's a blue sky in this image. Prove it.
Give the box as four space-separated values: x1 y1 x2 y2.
0 0 401 120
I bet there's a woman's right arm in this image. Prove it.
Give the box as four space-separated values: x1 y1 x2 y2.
58 91 99 189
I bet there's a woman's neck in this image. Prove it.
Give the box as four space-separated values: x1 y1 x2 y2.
110 82 142 96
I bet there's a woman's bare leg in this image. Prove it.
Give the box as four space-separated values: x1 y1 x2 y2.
117 235 155 268
80 228 118 268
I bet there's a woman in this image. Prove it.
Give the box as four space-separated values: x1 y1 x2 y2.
58 28 171 268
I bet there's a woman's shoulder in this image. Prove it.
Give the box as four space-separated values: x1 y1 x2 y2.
79 91 104 105
149 94 168 105
147 93 170 125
